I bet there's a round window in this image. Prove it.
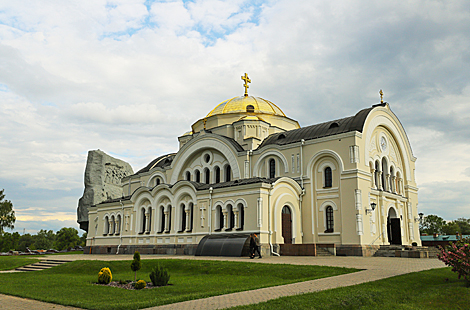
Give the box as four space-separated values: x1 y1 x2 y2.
204 154 211 163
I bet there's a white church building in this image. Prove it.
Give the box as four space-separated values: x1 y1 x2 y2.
83 75 420 256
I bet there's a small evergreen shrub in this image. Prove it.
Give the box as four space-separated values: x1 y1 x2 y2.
134 280 146 290
98 267 112 284
130 251 142 281
149 264 170 286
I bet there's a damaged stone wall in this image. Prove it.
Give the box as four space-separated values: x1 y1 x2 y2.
77 149 133 232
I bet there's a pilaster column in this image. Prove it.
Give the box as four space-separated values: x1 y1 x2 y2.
108 219 112 235
115 218 120 235
164 211 169 232
145 212 150 233
371 168 376 189
234 211 239 230
385 174 390 192
377 171 383 191
222 211 228 230
391 176 397 194
185 209 190 231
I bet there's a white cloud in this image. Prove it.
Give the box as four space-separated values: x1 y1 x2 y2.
0 0 470 233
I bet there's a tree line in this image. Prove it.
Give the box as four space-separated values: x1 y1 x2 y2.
419 215 470 235
0 228 87 253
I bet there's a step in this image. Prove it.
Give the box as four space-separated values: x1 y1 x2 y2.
15 259 71 272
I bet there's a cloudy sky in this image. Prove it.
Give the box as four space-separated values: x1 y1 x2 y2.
1 0 469 235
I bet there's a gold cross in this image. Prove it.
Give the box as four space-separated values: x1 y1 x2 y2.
379 89 384 103
241 73 251 96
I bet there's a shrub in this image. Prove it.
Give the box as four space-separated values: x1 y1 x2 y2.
149 264 170 286
130 251 142 281
438 237 470 285
98 267 112 284
134 280 146 290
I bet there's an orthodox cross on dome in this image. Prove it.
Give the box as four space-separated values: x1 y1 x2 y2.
379 89 384 104
241 73 251 96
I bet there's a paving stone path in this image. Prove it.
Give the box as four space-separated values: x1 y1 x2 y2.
0 254 445 310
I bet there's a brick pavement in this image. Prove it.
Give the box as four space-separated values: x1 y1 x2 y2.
0 254 445 310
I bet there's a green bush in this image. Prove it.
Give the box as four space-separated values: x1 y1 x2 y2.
149 264 170 286
98 267 112 284
130 251 141 281
134 279 146 290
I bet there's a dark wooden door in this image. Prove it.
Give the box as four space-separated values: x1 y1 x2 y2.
282 213 292 244
390 218 402 245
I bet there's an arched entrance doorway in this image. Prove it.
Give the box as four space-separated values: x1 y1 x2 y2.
387 208 402 245
281 206 292 244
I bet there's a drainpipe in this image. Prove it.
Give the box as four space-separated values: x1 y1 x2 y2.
208 187 213 235
299 189 305 238
268 184 280 256
116 199 124 254
300 139 305 189
299 139 306 238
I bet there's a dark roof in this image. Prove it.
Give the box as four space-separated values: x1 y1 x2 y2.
222 136 245 152
135 153 176 174
258 104 384 148
93 195 131 207
189 177 282 190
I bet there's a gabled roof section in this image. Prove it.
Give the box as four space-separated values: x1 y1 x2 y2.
135 153 177 175
185 177 281 190
258 104 383 148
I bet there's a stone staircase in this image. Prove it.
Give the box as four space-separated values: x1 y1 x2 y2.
373 245 430 258
16 259 71 272
316 247 333 256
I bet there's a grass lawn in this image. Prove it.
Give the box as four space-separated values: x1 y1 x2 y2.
0 259 357 310
0 256 41 271
229 267 470 310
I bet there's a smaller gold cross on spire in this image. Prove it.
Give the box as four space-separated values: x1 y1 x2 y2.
379 89 384 104
241 73 251 96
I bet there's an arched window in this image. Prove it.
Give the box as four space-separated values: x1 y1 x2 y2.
167 207 172 232
226 204 234 230
188 203 194 232
390 166 395 193
195 170 201 183
375 161 380 190
215 166 221 183
147 207 152 233
325 206 334 233
381 158 388 191
185 171 191 181
156 178 161 186
116 214 121 235
324 167 332 188
110 215 115 235
104 216 109 235
225 165 231 182
215 205 223 231
158 206 165 233
179 204 186 232
204 168 210 184
269 158 276 178
237 203 244 230
140 208 146 234
246 105 255 112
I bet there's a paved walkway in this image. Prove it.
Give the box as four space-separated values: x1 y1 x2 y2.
0 254 445 310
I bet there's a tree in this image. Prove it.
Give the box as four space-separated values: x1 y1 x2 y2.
420 214 445 235
54 227 80 251
0 232 20 252
442 222 461 235
130 251 141 281
0 189 15 234
455 218 470 235
80 232 87 247
33 229 56 250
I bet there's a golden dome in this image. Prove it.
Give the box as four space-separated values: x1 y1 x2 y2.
206 96 286 117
